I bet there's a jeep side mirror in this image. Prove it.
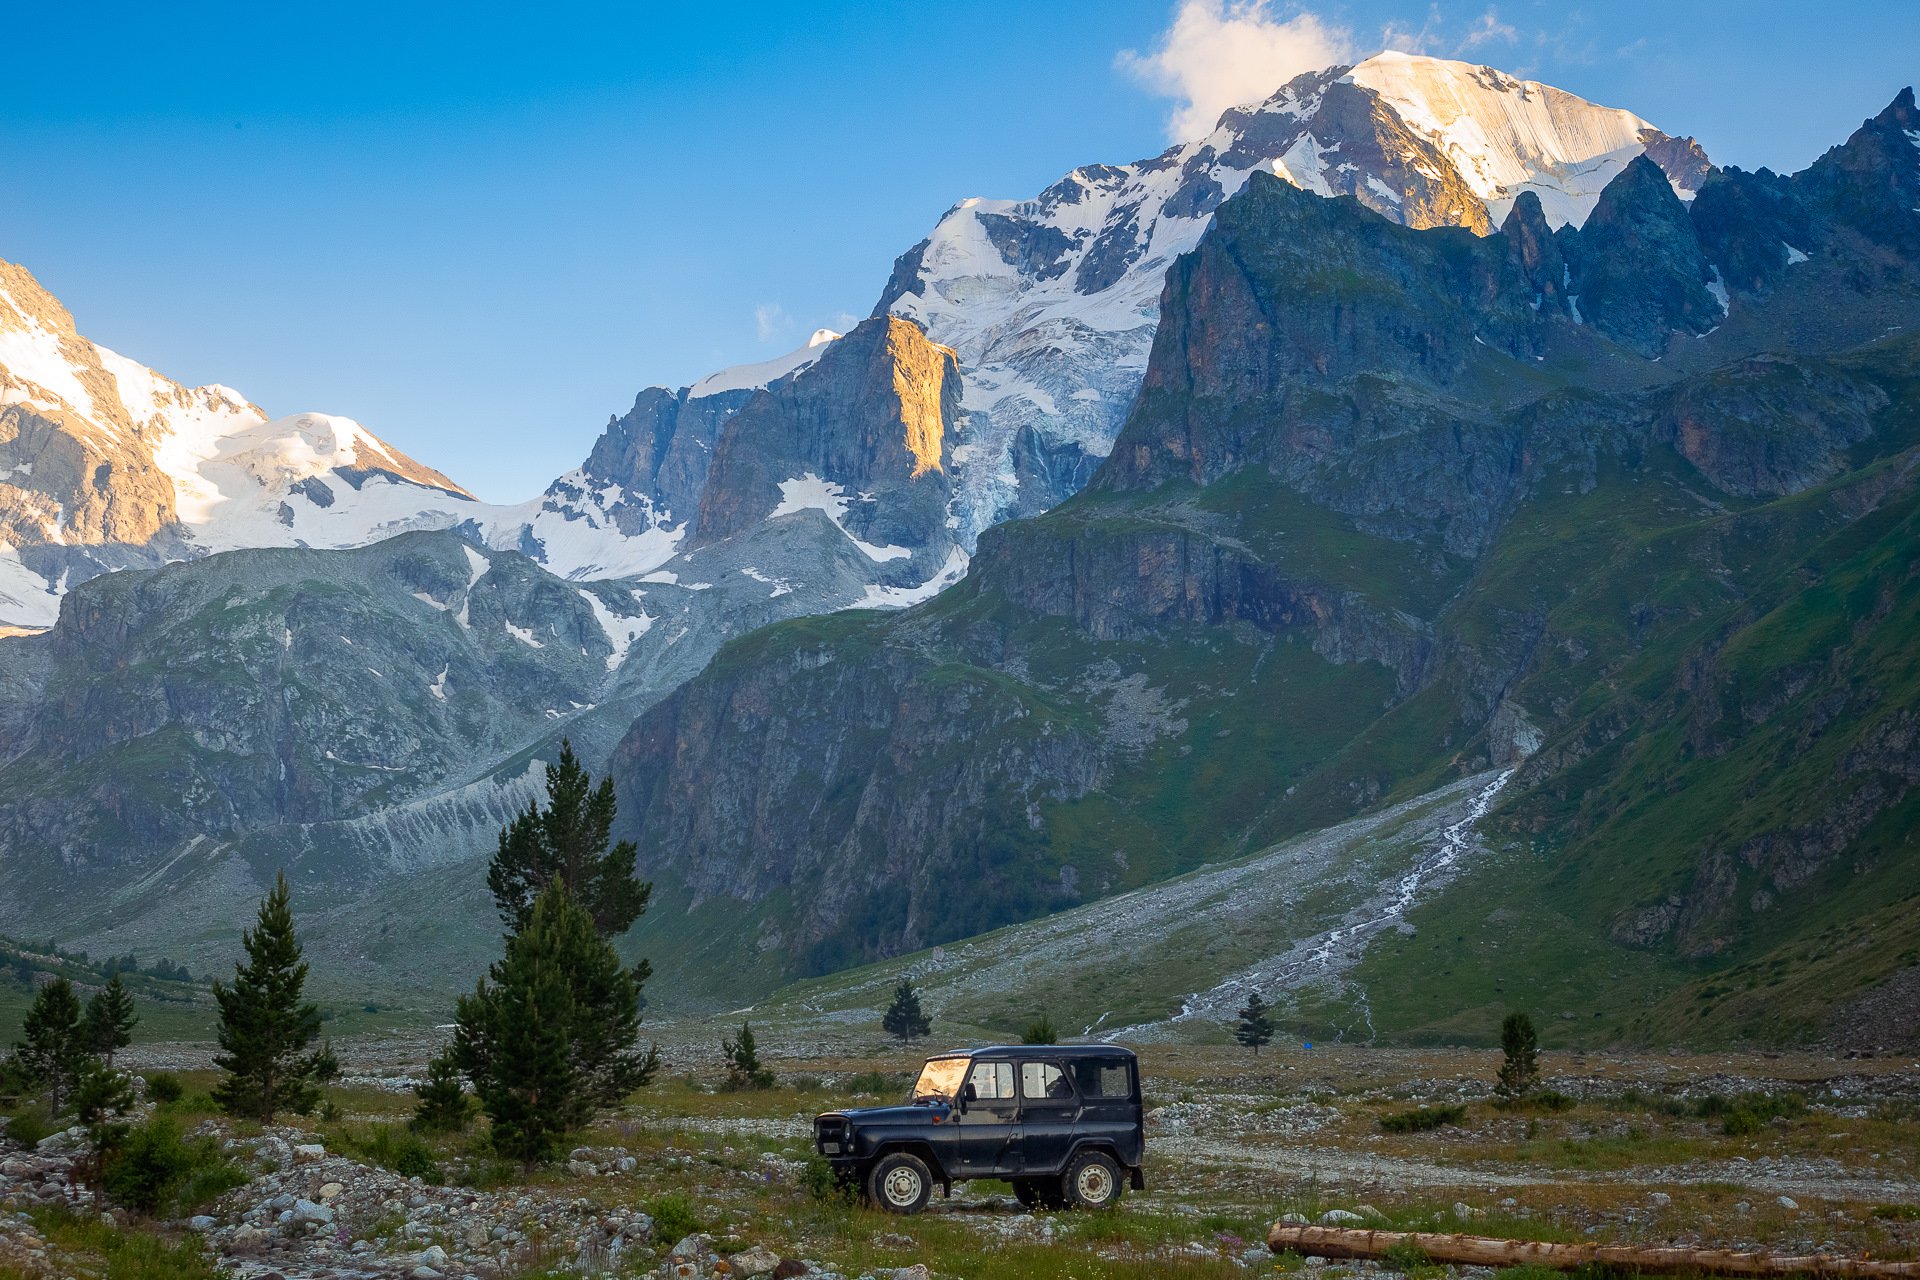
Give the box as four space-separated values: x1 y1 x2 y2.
959 1083 976 1112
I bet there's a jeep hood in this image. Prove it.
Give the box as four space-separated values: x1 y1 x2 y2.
816 1103 950 1124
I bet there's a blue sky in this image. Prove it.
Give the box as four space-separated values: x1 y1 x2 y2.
3 1 1914 501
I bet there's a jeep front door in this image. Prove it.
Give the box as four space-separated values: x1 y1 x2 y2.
957 1058 1020 1175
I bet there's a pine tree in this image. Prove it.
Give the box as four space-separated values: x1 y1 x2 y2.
1020 1015 1058 1045
881 980 932 1046
453 886 659 1165
1235 992 1275 1055
83 975 139 1068
212 873 325 1123
71 1060 135 1207
412 1050 472 1134
14 978 88 1112
721 1021 775 1090
1495 1011 1540 1099
486 740 652 938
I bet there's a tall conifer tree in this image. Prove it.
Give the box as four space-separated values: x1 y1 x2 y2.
83 975 139 1067
212 873 325 1123
486 741 651 938
1235 991 1275 1055
14 978 87 1112
453 886 657 1165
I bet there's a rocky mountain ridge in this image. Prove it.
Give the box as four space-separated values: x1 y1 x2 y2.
601 89 1920 1035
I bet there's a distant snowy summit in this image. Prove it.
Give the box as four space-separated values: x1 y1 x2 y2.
877 50 1712 538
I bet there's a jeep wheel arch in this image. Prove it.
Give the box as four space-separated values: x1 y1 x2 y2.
871 1141 950 1187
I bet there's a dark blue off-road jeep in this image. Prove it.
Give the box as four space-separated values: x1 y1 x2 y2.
813 1044 1145 1214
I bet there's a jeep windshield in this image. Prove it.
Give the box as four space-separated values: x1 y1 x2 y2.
908 1055 971 1103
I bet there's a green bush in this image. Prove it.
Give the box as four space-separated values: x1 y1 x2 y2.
1493 1089 1576 1114
845 1071 895 1097
1020 1015 1058 1045
144 1073 184 1104
2 1104 54 1148
348 1124 442 1183
1696 1091 1805 1135
1379 1104 1467 1133
646 1192 701 1246
103 1118 246 1216
800 1153 857 1203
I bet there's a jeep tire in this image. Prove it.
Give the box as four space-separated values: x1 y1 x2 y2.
1063 1150 1124 1210
867 1152 933 1214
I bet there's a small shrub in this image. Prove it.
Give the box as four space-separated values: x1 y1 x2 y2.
1872 1205 1920 1221
1708 1091 1805 1135
103 1118 245 1215
846 1071 893 1097
144 1073 184 1104
1 1105 54 1148
1020 1015 1058 1045
349 1124 442 1183
1379 1104 1467 1134
800 1153 857 1203
647 1193 701 1247
1495 1089 1577 1114
412 1052 473 1134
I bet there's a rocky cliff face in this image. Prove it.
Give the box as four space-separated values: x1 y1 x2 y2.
604 91 1920 1017
694 318 958 561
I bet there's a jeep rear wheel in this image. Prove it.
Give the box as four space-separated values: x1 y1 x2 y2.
866 1152 933 1214
1063 1150 1124 1210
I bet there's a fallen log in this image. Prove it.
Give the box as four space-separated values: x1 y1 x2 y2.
1267 1225 1920 1279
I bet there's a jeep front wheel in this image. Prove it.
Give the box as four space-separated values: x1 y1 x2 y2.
867 1152 933 1214
1063 1150 1124 1210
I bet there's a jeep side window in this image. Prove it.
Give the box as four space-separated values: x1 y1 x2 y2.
1020 1061 1074 1101
967 1060 1014 1103
1071 1059 1133 1099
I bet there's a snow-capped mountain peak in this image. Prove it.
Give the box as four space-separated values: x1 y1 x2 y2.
1343 50 1705 227
0 256 480 628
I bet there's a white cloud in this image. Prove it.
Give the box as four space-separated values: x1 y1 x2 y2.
1459 7 1518 50
1118 1 1354 142
754 303 791 343
1380 3 1444 54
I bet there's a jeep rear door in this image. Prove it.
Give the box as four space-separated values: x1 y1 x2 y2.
1016 1058 1080 1174
1070 1055 1144 1167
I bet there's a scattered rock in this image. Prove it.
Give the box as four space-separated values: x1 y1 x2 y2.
728 1245 783 1277
1778 1196 1799 1210
1649 1192 1672 1208
1319 1209 1366 1224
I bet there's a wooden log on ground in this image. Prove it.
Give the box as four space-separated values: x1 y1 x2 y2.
1267 1225 1920 1279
